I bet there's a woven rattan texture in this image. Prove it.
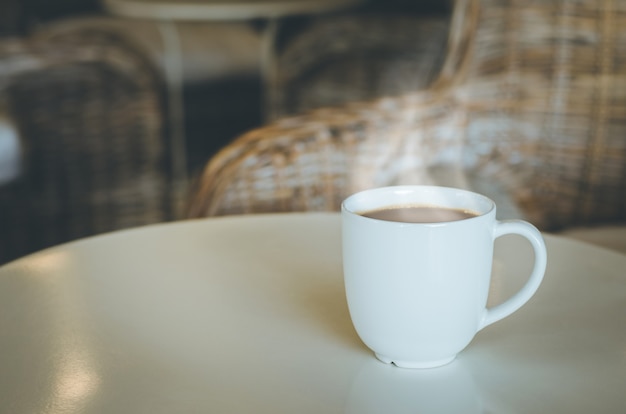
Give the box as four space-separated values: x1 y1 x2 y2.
0 31 172 264
266 14 450 120
190 0 626 231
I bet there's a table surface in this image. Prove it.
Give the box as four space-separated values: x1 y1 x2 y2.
102 0 363 20
1 213 625 413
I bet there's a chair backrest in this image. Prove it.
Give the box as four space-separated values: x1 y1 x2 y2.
190 0 626 230
0 31 174 264
266 13 451 121
446 0 626 228
345 0 626 229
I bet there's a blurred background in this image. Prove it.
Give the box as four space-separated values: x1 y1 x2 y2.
0 0 452 263
2 0 625 265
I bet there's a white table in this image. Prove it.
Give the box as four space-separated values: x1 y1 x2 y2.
1 213 625 413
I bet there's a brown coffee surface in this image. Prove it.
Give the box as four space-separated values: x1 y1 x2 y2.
360 205 478 223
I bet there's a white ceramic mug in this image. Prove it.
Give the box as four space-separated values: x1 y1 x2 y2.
342 186 547 369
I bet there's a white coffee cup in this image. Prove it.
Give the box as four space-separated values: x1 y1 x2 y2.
342 186 547 369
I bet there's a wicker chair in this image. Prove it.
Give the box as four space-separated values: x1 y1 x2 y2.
265 13 451 121
189 0 626 232
0 30 176 264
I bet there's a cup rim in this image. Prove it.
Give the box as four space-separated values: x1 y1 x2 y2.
341 185 496 225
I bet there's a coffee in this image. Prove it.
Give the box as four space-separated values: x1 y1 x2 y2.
359 205 478 223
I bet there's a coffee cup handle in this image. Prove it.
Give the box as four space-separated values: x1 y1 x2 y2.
478 220 547 330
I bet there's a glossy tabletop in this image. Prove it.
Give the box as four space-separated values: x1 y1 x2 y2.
0 213 625 413
102 0 363 20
